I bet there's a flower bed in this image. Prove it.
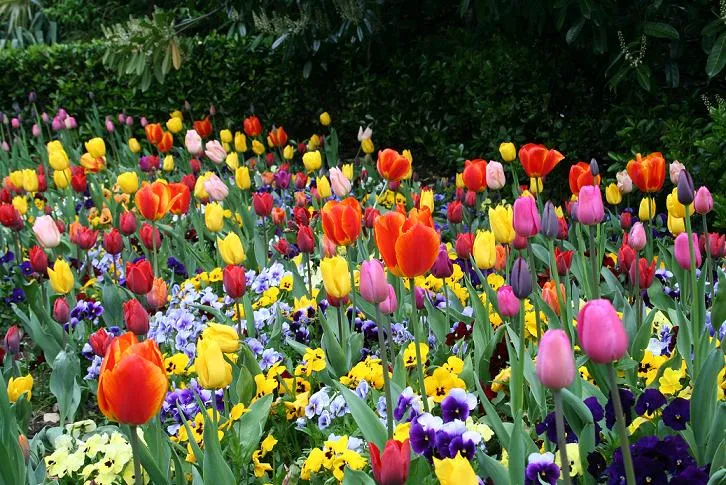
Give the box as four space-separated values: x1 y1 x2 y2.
0 106 724 485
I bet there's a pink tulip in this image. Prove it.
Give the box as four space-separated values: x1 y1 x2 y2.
185 129 203 155
536 329 575 390
616 170 633 194
31 124 41 137
329 167 351 197
694 187 713 215
359 260 388 304
512 196 540 237
496 285 520 317
486 161 506 190
577 299 628 364
204 140 226 163
203 174 229 201
379 284 398 314
669 161 685 185
628 222 646 251
32 215 61 248
576 185 604 225
674 233 702 270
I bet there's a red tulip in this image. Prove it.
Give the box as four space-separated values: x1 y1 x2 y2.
518 143 565 178
125 260 154 295
626 152 666 193
193 117 213 139
89 328 114 357
103 229 123 255
75 226 99 250
3 326 21 355
568 161 600 195
223 265 246 299
0 204 21 228
70 167 87 193
29 246 48 273
368 439 410 485
297 225 315 253
123 299 150 335
293 206 310 226
119 211 137 235
462 159 487 193
554 247 573 276
267 126 288 147
156 131 173 153
629 257 656 289
253 192 274 218
455 233 475 260
145 123 163 144
364 207 380 229
139 223 162 250
243 115 262 137
377 149 412 183
618 243 636 274
447 200 463 224
53 297 70 324
321 197 362 247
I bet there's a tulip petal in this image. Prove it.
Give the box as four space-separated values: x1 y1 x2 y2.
395 223 439 277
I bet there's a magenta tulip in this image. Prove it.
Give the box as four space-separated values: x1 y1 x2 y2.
576 185 604 225
496 285 520 318
536 329 576 390
694 187 713 215
512 196 540 238
577 299 628 364
674 233 702 270
379 284 398 314
359 260 389 304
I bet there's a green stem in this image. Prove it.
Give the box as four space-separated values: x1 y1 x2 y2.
515 309 526 412
409 278 430 413
548 240 570 337
376 306 394 439
702 214 712 295
526 246 542 341
151 221 159 277
588 225 600 298
128 425 143 485
337 305 347 359
684 212 701 375
553 391 572 485
236 300 243 336
346 248 357 316
442 279 452 332
608 365 635 485
305 252 313 297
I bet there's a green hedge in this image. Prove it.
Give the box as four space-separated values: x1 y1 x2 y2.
0 31 711 189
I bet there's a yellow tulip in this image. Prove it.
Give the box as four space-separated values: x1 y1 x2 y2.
128 138 141 153
220 129 233 144
252 140 265 155
48 149 69 170
667 214 685 235
9 171 23 189
605 183 622 205
85 137 106 158
202 323 240 353
21 169 38 192
342 163 354 181
361 138 374 154
303 151 322 173
316 176 332 199
12 196 27 215
226 152 239 171
666 188 692 218
194 172 213 200
117 172 139 194
235 166 251 190
308 134 321 151
420 189 434 213
166 117 183 134
48 259 74 294
163 155 174 172
639 197 657 221
217 232 245 265
320 256 351 298
434 453 478 485
234 132 247 152
498 142 517 162
455 173 464 189
530 177 543 195
473 230 496 269
319 112 331 126
488 205 515 244
195 338 232 390
7 375 33 403
53 169 71 189
283 145 294 160
170 110 183 119
205 202 224 232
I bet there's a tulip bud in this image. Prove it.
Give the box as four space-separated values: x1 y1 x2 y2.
297 225 315 253
53 297 70 324
576 185 604 225
447 200 463 224
536 329 576 390
379 284 398 314
628 222 646 252
510 257 532 299
464 190 477 207
139 223 162 250
430 244 454 279
676 169 695 207
119 211 137 235
322 235 337 258
589 158 599 177
88 327 114 357
513 196 540 237
125 259 154 295
577 299 628 364
540 201 559 239
359 260 388 304
455 233 474 260
694 187 713 215
103 229 124 255
18 434 29 463
619 211 632 230
4 326 21 355
223 265 246 299
674 233 702 270
29 245 48 274
123 299 149 335
253 192 273 218
364 207 380 229
146 278 168 310
512 233 528 250
496 285 520 317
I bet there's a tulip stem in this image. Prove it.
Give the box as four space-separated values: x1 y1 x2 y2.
683 212 702 375
526 247 542 342
376 306 394 439
409 278 429 413
346 248 357 319
587 225 600 299
151 221 159 277
236 299 243 336
305 252 313 297
633 256 642 330
515 308 526 413
701 214 712 296
608 365 636 485
442 279 452 331
553 391 572 485
547 240 570 337
128 425 143 485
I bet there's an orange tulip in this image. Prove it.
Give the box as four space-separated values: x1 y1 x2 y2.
374 208 440 277
134 181 177 221
462 159 487 192
97 332 167 425
157 131 173 153
377 149 412 182
518 143 565 178
321 197 362 246
626 152 666 193
168 183 191 215
495 244 508 271
145 123 163 145
193 117 213 139
267 126 288 147
542 280 566 315
568 161 600 195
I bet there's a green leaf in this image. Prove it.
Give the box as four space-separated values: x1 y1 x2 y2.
342 468 376 484
643 22 679 40
710 268 726 328
237 394 273 464
332 382 387 449
566 18 586 44
707 32 726 78
424 296 448 343
635 65 651 92
202 413 235 485
49 350 81 426
691 348 723 465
